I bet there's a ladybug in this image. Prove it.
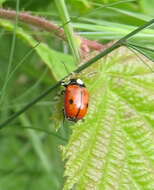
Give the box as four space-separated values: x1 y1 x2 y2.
62 78 89 122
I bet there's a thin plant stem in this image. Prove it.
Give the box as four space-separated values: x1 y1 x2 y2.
55 0 80 64
18 126 67 142
0 0 19 105
126 45 154 72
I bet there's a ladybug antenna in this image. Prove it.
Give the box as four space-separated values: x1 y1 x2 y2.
62 61 70 75
61 109 66 129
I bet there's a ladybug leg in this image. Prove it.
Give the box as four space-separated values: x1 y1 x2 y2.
61 80 66 86
60 90 65 95
68 117 78 123
62 108 66 126
74 119 78 123
81 118 85 122
61 80 69 87
62 108 65 118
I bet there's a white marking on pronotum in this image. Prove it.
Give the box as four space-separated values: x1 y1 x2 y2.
76 79 84 85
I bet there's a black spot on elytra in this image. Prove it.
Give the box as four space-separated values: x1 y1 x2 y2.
69 99 74 104
86 103 88 108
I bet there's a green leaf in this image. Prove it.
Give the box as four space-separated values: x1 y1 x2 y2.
55 0 81 65
0 19 74 81
74 20 154 41
106 7 153 21
140 0 154 17
0 0 6 6
62 47 154 189
125 42 154 63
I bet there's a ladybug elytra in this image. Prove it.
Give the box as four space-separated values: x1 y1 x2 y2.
62 79 89 122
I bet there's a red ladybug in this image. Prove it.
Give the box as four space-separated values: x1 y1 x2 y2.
62 79 89 122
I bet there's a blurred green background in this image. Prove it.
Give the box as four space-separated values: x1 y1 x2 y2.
0 0 154 189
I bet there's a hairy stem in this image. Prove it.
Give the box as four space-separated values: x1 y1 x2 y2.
0 8 104 52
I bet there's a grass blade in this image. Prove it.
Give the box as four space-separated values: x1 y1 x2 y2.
55 0 80 65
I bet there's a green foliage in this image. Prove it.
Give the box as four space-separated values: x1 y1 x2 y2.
62 47 154 189
0 19 74 81
55 0 81 64
0 0 154 190
0 0 6 5
4 0 52 11
140 0 154 17
126 42 154 63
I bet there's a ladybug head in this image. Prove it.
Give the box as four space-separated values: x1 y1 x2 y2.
69 78 85 87
61 78 86 87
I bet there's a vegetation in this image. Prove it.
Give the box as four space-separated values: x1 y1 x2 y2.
0 0 154 189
